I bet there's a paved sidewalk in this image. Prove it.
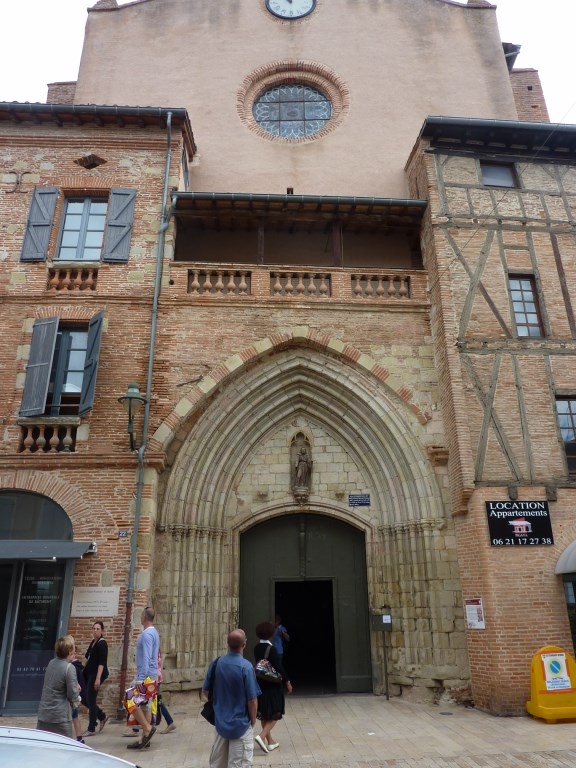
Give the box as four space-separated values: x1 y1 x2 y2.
5 694 576 768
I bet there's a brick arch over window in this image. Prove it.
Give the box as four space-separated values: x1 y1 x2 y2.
237 59 350 144
0 470 108 539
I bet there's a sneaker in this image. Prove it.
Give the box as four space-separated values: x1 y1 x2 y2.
81 730 96 738
98 716 109 733
160 723 176 734
267 742 280 751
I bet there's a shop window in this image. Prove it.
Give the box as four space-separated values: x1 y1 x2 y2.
480 161 518 188
19 312 103 418
508 275 543 337
556 398 576 475
20 187 136 263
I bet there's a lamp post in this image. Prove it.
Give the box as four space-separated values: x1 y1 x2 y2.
116 382 147 718
118 383 147 451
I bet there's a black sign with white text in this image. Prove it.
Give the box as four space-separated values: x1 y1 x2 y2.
485 500 554 546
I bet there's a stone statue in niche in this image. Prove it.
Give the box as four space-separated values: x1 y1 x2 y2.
295 448 312 487
291 435 312 504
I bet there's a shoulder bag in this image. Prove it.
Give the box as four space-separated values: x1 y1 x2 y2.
201 657 219 725
254 644 282 684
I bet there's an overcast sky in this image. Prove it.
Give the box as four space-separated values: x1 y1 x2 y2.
0 0 574 123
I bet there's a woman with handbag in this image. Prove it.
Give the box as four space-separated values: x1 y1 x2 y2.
253 621 292 753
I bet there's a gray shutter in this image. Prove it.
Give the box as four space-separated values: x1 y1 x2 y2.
78 311 104 416
19 317 59 416
20 187 58 262
101 188 136 262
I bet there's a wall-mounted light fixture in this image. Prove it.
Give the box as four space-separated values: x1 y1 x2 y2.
118 383 147 451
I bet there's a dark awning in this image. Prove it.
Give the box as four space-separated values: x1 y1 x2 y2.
171 192 427 235
415 116 576 159
0 540 92 560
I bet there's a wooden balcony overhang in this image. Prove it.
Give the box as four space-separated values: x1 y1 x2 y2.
171 193 427 235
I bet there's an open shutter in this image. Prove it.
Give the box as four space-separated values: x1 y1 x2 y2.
19 317 59 416
20 187 58 262
101 188 136 263
78 311 104 416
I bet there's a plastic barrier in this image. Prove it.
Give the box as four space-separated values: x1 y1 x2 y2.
526 645 576 722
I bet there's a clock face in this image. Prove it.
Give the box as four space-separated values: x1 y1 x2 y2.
266 0 316 20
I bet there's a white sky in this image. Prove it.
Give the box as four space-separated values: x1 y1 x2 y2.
0 0 574 123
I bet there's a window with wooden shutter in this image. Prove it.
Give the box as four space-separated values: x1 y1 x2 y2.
78 311 104 415
101 188 137 262
19 317 59 416
20 313 104 418
20 187 58 262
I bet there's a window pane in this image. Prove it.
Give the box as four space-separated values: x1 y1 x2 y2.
556 399 576 475
58 198 107 261
64 214 82 231
66 202 84 214
254 83 332 139
84 230 104 248
61 231 80 247
47 328 88 414
508 275 542 338
83 248 102 260
481 163 517 187
57 247 78 260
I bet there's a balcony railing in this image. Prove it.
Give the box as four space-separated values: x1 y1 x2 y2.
18 419 79 453
47 267 98 291
176 265 427 303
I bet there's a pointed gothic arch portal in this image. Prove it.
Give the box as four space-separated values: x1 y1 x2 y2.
240 513 372 694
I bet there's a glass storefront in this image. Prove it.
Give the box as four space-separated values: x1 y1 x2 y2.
0 491 88 714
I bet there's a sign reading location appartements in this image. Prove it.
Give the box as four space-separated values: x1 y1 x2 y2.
485 500 554 546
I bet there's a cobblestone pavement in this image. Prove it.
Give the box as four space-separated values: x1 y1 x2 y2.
5 694 576 768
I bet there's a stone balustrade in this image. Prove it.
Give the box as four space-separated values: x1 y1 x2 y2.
18 421 79 453
47 267 98 291
179 266 426 302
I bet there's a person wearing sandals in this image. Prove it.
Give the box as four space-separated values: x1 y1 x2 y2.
253 621 292 753
82 621 109 738
126 606 160 751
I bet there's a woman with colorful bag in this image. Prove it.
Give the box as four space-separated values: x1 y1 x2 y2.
253 621 292 754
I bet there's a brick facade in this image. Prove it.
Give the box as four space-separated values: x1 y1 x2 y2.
1 0 574 718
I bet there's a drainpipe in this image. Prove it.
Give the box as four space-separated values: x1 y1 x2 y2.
116 111 174 717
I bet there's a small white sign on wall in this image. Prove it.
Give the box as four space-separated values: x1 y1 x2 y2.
465 597 486 630
71 586 120 617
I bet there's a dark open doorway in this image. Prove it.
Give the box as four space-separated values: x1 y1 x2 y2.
275 580 336 695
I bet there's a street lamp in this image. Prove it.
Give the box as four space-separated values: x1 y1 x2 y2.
118 383 147 451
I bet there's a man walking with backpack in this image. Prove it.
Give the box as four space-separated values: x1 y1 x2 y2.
202 629 260 768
